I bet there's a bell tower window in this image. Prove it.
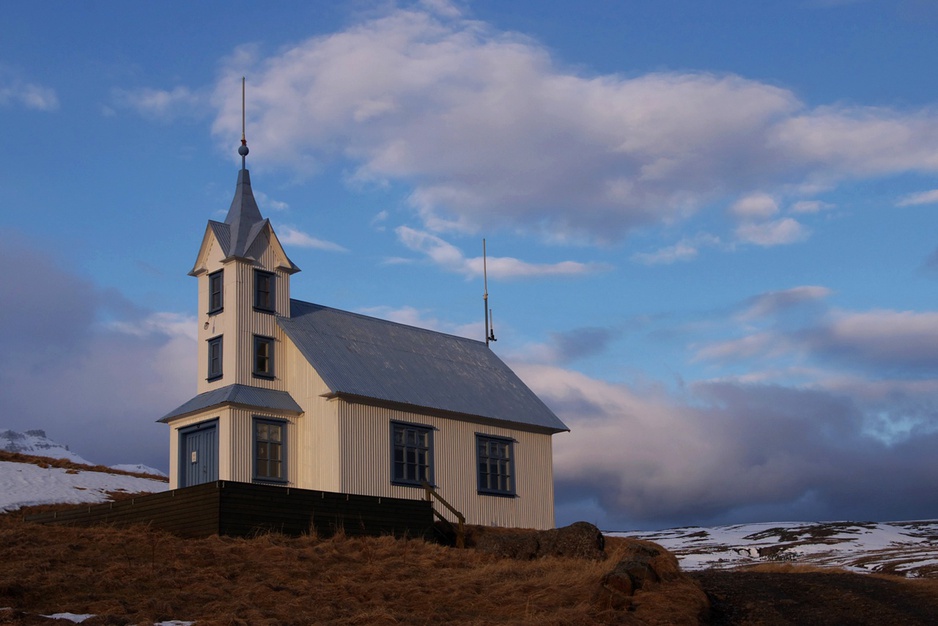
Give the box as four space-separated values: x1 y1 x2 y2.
207 336 223 381
254 270 275 313
208 270 224 314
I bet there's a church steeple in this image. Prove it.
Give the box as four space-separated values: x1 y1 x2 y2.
223 169 265 259
222 77 267 260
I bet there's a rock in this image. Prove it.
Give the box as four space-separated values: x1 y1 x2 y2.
600 542 679 598
471 521 606 560
538 521 606 560
474 529 541 559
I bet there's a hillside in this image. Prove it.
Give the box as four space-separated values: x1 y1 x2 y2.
2 441 938 623
617 520 938 578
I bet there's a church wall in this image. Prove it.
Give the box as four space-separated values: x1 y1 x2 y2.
283 340 342 493
335 402 557 530
226 407 299 486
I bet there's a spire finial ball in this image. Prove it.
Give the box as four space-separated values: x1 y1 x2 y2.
238 143 249 157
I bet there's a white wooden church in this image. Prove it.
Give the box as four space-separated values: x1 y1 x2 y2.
160 138 568 530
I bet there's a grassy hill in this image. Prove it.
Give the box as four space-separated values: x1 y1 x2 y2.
0 510 706 625
3 453 938 624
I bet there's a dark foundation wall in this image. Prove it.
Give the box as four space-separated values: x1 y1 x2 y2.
26 481 434 539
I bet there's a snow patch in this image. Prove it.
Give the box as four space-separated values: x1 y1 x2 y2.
0 461 168 513
611 520 938 577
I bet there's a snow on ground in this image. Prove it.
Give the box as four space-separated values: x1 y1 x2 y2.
110 463 167 476
0 460 168 513
612 520 938 577
36 614 191 626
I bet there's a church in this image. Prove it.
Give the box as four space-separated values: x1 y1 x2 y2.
160 134 568 530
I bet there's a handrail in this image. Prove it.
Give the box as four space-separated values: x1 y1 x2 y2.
422 481 465 548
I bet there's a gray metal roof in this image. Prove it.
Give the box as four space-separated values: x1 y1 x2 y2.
191 169 298 273
278 300 569 433
159 384 303 423
225 169 265 258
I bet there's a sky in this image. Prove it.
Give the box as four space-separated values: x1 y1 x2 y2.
3 0 938 530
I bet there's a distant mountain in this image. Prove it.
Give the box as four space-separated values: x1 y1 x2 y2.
0 428 166 477
1 428 94 465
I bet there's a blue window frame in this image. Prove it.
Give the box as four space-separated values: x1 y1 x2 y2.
253 335 274 379
254 270 275 313
476 434 515 496
254 417 286 482
391 422 433 486
208 270 223 314
207 335 223 381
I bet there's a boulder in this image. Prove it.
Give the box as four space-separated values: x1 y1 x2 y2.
471 521 606 560
600 542 680 598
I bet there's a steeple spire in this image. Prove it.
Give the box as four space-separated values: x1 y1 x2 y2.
238 76 249 170
224 76 264 258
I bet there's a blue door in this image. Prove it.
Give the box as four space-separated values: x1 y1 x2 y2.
180 421 218 487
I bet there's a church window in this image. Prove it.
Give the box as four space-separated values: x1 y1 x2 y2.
253 335 274 378
254 270 275 313
254 418 286 482
207 336 223 380
208 270 223 314
391 422 433 486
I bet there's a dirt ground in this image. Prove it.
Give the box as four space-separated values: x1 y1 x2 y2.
694 569 938 625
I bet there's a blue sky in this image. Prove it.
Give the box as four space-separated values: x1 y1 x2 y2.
4 0 938 530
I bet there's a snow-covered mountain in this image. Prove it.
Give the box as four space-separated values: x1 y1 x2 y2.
0 428 165 476
613 520 938 578
1 428 94 465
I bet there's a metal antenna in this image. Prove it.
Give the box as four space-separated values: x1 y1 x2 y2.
483 239 497 346
238 77 249 169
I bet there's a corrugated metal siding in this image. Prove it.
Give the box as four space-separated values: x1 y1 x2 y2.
224 407 299 486
196 239 233 395
285 340 341 492
335 401 556 530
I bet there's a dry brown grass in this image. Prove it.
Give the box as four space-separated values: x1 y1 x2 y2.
0 515 707 625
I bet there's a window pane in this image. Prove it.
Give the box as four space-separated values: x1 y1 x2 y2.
477 436 513 494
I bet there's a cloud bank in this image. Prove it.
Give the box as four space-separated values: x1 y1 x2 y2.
0 233 194 471
203 4 938 246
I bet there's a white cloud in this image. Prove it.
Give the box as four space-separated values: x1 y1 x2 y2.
254 190 289 211
896 189 938 207
357 304 478 339
518 362 938 527
631 233 721 265
811 309 938 370
790 199 834 214
736 217 809 246
694 331 790 362
740 285 832 320
113 86 205 120
278 226 347 252
204 5 938 246
730 193 778 220
395 226 608 278
107 311 198 341
0 78 59 111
